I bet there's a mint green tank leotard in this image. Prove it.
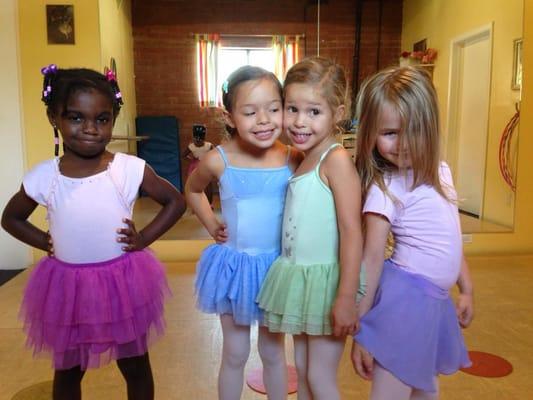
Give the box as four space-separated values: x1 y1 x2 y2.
257 143 365 335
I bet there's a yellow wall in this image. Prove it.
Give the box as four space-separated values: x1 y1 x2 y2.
402 0 533 254
14 0 533 262
403 0 522 228
98 0 137 154
18 0 137 261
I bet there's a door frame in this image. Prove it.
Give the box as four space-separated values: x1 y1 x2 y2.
446 23 493 218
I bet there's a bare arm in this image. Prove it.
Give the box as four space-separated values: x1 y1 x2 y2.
351 211 391 380
1 186 52 253
455 255 474 327
118 165 186 250
185 149 227 242
323 147 363 336
357 213 391 316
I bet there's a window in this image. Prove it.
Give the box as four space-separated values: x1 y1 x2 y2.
218 48 275 88
196 34 301 107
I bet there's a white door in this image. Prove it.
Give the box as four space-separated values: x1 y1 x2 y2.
449 27 492 217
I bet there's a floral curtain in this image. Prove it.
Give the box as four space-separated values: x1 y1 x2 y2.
196 34 220 107
272 35 301 82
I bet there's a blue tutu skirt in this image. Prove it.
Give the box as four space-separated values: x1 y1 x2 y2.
355 260 471 392
195 244 278 326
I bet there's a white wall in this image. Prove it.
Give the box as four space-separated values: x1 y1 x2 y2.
0 0 31 269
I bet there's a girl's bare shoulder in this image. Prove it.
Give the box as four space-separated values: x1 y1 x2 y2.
200 146 225 176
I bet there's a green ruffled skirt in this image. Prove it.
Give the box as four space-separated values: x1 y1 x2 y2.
257 257 365 335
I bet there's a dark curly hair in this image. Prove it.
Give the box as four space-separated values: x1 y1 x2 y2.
40 66 123 155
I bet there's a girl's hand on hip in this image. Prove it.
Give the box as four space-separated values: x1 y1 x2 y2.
210 222 228 244
456 292 474 328
46 231 55 257
351 340 374 380
331 294 359 336
117 218 146 251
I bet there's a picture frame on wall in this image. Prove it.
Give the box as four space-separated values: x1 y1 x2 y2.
46 5 75 45
413 38 427 52
512 38 523 91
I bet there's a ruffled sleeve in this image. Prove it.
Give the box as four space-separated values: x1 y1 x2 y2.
109 153 146 207
22 159 57 206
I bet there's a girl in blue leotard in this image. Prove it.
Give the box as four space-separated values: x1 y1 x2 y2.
185 66 302 400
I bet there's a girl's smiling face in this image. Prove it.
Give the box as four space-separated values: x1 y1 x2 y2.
283 82 344 155
50 88 114 158
225 77 283 150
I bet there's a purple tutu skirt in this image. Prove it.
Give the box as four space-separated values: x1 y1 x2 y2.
195 244 278 326
19 249 170 371
355 260 471 392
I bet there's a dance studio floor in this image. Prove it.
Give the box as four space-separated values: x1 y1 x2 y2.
1 255 532 399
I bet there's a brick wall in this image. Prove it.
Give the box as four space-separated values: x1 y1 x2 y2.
132 0 402 180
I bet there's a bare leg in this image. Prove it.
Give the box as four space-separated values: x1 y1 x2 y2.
306 335 345 400
371 363 411 400
218 314 251 400
411 379 439 400
293 334 312 400
53 366 85 400
117 353 154 400
258 327 287 400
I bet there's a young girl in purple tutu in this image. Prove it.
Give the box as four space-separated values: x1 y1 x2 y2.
351 66 475 399
185 66 302 400
1 66 185 400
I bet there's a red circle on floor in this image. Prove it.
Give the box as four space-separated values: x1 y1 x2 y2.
246 365 298 394
460 351 513 377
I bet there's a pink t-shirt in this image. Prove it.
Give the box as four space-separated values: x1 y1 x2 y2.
363 162 462 289
23 153 145 264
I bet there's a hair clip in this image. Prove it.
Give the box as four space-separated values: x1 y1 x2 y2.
222 80 229 94
41 64 58 76
106 69 117 82
105 69 124 106
41 64 58 104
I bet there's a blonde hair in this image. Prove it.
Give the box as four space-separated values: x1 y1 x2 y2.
355 66 448 200
284 57 349 123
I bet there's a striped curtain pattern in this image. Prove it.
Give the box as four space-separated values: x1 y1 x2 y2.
272 35 301 82
196 34 220 107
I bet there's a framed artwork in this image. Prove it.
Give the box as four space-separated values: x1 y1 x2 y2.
413 38 427 52
512 38 523 91
46 5 75 45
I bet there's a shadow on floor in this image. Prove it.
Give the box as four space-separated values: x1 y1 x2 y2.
0 269 24 286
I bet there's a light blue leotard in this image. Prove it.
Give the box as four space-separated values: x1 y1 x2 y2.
195 145 292 325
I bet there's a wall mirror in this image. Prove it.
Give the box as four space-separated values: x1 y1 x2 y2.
400 0 523 234
132 0 523 239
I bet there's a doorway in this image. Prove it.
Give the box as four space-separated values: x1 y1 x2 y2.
447 25 493 217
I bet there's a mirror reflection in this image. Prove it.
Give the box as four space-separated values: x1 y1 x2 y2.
132 0 522 239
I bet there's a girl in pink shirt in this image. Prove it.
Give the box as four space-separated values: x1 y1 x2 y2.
351 66 474 399
1 66 185 400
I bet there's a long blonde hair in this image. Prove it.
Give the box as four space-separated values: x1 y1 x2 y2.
355 66 448 201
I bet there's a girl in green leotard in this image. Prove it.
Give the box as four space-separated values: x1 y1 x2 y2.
258 57 365 400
